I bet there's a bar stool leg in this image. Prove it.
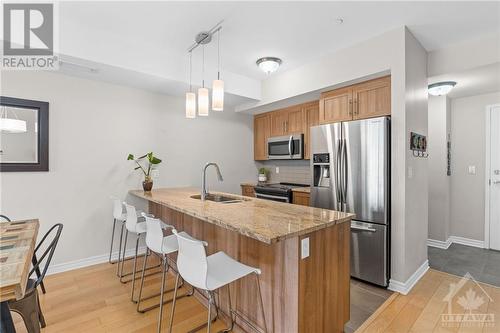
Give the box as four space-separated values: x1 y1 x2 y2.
108 218 117 264
136 248 149 312
207 292 213 333
167 273 181 333
158 256 168 333
119 231 129 279
130 235 140 301
116 222 125 276
221 284 234 333
256 274 268 333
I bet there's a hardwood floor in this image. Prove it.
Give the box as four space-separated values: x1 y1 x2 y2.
12 256 227 333
356 269 500 333
13 260 500 333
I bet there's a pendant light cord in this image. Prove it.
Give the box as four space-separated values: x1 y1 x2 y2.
217 29 221 80
189 51 193 92
202 45 205 88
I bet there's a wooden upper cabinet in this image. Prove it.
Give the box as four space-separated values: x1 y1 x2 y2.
303 101 320 160
270 110 288 136
319 87 353 124
270 106 303 136
286 106 304 134
254 114 269 161
352 76 391 119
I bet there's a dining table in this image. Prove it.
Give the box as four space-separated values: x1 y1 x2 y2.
0 219 39 333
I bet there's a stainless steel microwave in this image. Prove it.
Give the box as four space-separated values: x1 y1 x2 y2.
267 134 304 160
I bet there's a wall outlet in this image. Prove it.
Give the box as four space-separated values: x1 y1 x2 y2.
301 237 310 259
468 166 476 175
408 166 414 179
276 167 280 174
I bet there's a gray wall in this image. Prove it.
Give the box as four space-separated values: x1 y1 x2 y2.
0 70 257 266
450 91 500 241
428 96 451 242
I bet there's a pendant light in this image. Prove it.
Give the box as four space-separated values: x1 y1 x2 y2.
185 51 196 118
198 45 209 116
0 106 27 133
212 30 224 111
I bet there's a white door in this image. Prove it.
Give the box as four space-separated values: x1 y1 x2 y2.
490 106 500 250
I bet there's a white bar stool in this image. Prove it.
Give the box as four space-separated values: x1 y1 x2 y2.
120 203 161 301
168 229 268 333
136 216 194 333
109 198 126 269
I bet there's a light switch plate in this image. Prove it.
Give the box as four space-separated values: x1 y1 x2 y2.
276 167 280 174
408 166 414 179
301 237 310 259
468 166 476 175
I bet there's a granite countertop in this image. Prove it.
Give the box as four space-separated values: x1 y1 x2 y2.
130 187 354 244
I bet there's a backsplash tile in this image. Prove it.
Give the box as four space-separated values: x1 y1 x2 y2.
256 160 311 185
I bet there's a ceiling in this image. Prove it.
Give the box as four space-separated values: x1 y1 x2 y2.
54 1 499 102
429 62 500 99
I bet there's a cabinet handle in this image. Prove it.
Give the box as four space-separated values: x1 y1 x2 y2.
354 99 359 116
349 99 353 116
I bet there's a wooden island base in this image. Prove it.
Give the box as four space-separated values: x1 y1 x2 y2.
149 202 350 333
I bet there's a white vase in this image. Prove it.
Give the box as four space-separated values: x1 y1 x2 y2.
258 174 267 182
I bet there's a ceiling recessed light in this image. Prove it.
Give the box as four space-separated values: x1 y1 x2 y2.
336 18 344 24
428 81 457 96
256 57 282 74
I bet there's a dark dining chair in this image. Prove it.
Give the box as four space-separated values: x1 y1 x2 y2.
0 214 11 222
8 223 63 333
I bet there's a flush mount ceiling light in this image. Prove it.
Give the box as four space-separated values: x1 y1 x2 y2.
185 21 224 119
0 106 27 133
256 57 282 74
428 81 457 96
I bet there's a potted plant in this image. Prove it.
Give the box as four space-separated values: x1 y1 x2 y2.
258 167 269 183
127 152 162 191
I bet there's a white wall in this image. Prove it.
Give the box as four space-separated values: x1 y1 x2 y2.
428 96 451 242
0 70 256 266
450 91 500 241
403 29 429 279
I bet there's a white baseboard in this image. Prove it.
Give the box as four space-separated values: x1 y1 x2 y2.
427 236 485 250
47 246 147 276
449 236 484 249
388 260 429 295
427 238 452 249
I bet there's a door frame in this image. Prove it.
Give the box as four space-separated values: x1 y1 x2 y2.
484 104 500 249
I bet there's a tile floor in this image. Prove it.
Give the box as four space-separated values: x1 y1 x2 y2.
345 279 393 333
428 243 500 287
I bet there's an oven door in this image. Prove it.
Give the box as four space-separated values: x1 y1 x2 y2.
255 192 290 203
267 134 303 160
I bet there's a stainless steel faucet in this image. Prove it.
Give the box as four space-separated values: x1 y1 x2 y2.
201 162 224 201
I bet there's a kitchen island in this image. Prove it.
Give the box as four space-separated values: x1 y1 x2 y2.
131 187 354 333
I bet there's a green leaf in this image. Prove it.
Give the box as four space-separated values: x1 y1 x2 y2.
127 154 134 160
150 157 162 164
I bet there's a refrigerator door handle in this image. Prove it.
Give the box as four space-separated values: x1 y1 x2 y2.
342 137 348 206
335 139 342 205
351 225 377 232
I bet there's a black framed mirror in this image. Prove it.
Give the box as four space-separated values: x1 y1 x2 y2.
0 96 49 172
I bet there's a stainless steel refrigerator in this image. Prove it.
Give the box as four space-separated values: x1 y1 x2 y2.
310 116 390 287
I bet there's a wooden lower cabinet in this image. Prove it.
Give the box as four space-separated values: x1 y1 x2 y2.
149 202 350 333
241 184 255 197
292 191 310 206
